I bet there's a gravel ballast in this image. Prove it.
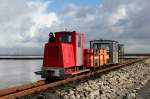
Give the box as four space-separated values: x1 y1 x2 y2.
22 59 150 99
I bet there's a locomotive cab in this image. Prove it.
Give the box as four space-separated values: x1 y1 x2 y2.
41 31 87 79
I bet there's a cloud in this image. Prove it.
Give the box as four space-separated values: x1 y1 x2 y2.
55 0 150 53
0 0 150 54
0 0 59 54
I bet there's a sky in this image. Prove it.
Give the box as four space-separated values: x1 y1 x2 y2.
0 0 150 54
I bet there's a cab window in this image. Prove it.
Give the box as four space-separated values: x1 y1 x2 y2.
59 34 71 43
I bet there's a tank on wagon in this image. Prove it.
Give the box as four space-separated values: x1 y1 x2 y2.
89 40 119 65
84 49 109 68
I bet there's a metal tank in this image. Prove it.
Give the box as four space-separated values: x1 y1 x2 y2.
90 39 119 64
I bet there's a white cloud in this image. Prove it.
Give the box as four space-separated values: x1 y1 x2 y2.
108 6 127 25
0 0 150 54
56 0 150 53
0 0 59 51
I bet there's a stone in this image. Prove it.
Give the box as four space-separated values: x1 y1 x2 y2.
75 93 80 99
89 90 100 96
83 87 93 92
69 90 74 94
100 94 109 99
63 95 69 99
69 94 76 99
127 93 136 99
37 94 45 99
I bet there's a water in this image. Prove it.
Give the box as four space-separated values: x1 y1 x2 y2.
0 59 43 89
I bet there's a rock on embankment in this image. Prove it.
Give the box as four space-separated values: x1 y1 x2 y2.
22 59 150 99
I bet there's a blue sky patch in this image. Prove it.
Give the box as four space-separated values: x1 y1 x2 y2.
33 0 101 13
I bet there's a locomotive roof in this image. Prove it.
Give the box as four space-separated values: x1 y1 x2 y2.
90 39 118 43
55 31 82 33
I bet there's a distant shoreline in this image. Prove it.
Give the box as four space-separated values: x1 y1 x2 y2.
0 53 149 60
0 56 43 60
0 53 150 56
0 58 43 60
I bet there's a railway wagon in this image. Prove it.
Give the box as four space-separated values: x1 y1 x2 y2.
90 40 119 64
37 31 123 80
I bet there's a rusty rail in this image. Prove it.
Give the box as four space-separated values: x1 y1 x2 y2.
0 80 46 97
0 57 149 99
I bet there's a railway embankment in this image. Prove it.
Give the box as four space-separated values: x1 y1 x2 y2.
21 58 150 99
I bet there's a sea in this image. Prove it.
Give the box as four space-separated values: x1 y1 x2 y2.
0 59 43 89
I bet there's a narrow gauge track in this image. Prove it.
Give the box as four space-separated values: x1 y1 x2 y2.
0 57 149 99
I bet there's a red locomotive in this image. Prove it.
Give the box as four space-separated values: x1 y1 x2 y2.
36 31 124 80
